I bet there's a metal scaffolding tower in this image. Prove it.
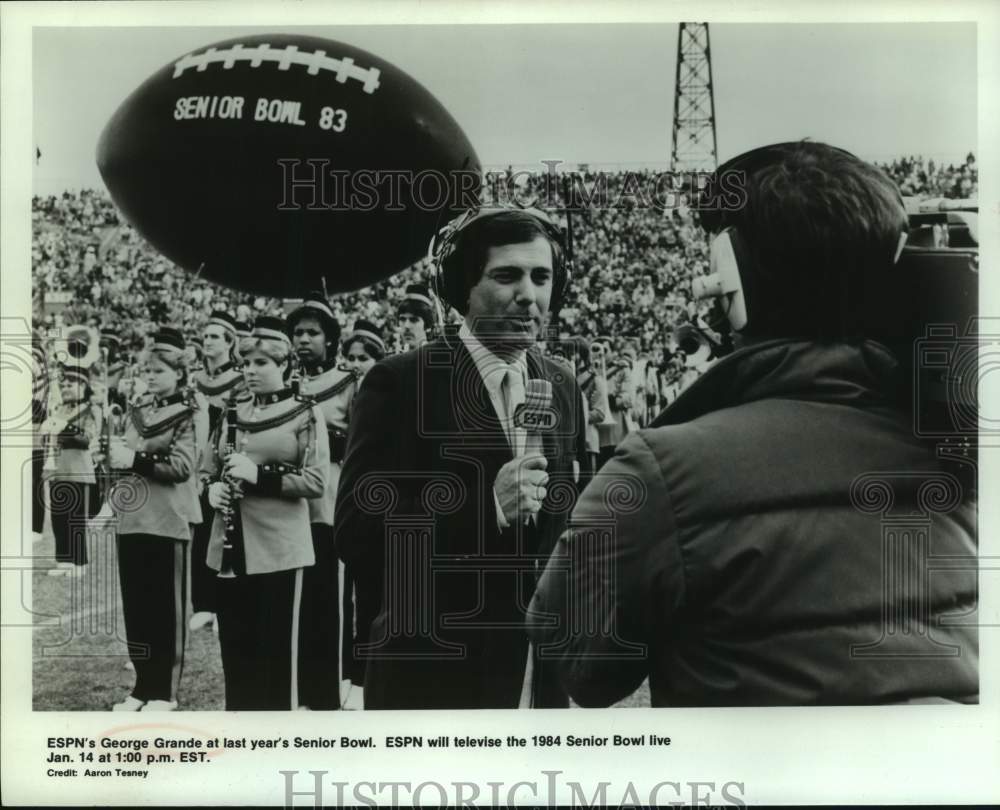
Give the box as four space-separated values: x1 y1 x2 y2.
670 23 718 173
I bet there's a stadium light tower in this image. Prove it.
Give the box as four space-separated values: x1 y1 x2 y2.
670 23 718 173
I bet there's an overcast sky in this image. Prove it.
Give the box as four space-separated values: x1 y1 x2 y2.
32 23 977 194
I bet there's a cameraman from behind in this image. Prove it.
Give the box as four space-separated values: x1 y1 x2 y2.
528 141 977 707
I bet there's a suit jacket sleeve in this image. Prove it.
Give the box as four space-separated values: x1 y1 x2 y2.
527 430 685 707
334 361 403 568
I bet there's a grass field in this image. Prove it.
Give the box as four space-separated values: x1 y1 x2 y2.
32 513 649 711
32 517 225 711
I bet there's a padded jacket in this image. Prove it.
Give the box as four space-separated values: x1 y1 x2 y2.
529 339 978 706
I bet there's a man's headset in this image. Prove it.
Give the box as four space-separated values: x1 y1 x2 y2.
691 142 909 333
430 204 571 316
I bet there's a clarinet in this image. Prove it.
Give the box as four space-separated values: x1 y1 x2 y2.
217 393 243 579
98 348 114 497
288 352 302 396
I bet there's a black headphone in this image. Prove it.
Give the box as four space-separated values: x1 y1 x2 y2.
693 141 908 334
431 205 571 316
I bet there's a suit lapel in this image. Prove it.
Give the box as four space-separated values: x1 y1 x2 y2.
447 334 515 457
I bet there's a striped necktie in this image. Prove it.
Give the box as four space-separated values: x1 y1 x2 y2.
502 363 525 455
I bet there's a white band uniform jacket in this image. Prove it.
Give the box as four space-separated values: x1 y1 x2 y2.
296 361 356 526
115 393 200 541
193 362 245 411
45 400 101 483
205 390 329 575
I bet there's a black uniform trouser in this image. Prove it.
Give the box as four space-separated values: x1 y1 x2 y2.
342 563 374 686
50 480 91 565
117 533 188 703
31 448 45 534
341 564 359 684
342 562 381 687
298 524 340 709
217 564 303 710
190 492 217 614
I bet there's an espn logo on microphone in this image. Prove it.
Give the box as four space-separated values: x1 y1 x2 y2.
514 379 560 431
514 404 559 430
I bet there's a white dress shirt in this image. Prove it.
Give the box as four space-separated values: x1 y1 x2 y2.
458 322 540 530
458 322 537 453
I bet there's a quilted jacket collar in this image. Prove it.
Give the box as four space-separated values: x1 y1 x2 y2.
653 339 903 427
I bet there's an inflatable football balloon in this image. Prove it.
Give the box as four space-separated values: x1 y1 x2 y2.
97 34 481 297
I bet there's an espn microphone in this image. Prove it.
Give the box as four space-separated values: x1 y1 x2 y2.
514 379 557 441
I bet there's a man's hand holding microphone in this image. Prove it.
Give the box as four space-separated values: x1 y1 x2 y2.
493 378 556 528
495 453 548 526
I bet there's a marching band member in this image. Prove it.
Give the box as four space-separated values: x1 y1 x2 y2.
31 329 49 543
109 327 200 711
288 292 357 710
205 316 329 711
397 283 434 350
342 318 385 380
43 362 100 577
339 318 385 704
99 329 128 410
570 337 606 490
189 310 244 633
588 341 619 471
92 329 128 516
234 320 252 339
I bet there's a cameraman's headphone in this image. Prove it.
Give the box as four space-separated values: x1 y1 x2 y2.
430 204 571 316
692 142 909 333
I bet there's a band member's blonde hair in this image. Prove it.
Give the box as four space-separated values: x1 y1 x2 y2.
139 328 189 386
239 316 293 378
237 336 291 366
138 345 188 386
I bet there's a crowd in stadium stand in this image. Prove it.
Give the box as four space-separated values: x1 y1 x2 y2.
876 152 978 199
32 155 977 416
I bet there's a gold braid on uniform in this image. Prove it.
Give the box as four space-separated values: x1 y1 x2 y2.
303 369 357 404
234 400 315 433
129 393 196 476
196 374 243 398
130 405 195 438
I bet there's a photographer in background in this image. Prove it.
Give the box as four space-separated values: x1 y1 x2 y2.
529 141 978 707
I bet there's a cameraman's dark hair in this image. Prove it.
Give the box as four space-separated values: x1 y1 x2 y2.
715 141 907 339
441 211 566 315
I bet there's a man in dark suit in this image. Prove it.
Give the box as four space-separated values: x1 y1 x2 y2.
334 207 586 709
